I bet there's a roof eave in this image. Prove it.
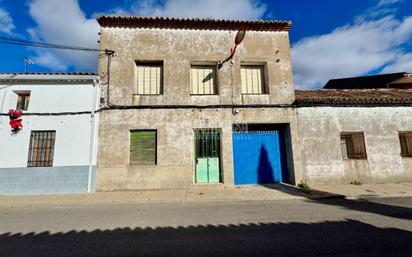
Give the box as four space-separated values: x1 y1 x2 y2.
97 16 292 32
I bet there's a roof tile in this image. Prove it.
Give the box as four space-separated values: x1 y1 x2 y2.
294 89 412 106
97 16 292 31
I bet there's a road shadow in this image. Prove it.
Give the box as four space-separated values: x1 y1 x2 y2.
313 197 412 220
260 183 412 220
1 219 412 257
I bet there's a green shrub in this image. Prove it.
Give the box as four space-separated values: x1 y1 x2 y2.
298 180 311 192
350 180 362 186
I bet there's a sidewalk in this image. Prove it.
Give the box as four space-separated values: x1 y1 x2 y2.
311 183 412 199
1 183 411 208
0 184 307 208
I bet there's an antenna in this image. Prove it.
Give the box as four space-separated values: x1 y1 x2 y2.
24 57 34 72
218 30 246 69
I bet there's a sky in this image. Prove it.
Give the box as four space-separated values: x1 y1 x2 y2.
0 0 411 89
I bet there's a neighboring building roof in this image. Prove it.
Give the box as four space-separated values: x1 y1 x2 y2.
0 72 98 81
388 76 412 88
323 72 411 89
294 89 412 106
97 16 292 31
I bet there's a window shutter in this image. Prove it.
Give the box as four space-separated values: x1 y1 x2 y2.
240 66 264 94
130 131 157 165
341 132 367 159
136 64 161 94
405 134 412 155
400 133 412 156
191 66 216 95
351 133 366 158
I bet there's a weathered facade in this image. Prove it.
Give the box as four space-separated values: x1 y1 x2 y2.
295 89 412 184
96 16 412 190
96 16 302 190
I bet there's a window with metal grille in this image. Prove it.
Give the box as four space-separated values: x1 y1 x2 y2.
16 91 30 111
27 131 56 167
194 129 221 158
340 132 367 160
136 62 163 95
130 130 157 165
399 132 412 157
240 65 266 94
190 65 217 95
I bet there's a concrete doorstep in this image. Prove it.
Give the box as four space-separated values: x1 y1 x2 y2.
0 183 411 208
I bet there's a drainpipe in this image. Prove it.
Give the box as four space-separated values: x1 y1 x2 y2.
87 79 99 193
0 90 6 125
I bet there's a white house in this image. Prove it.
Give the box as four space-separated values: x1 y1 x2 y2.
0 73 99 195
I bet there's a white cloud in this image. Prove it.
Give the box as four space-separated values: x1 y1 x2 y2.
292 15 412 89
31 51 68 70
382 53 412 73
0 7 15 35
378 0 403 6
123 0 266 20
357 0 402 21
28 0 99 71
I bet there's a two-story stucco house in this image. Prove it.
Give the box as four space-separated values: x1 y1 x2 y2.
96 16 303 190
0 73 99 195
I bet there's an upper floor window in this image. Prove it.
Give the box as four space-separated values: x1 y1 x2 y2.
16 91 30 111
27 130 56 167
190 65 217 95
136 61 163 95
340 132 367 160
240 65 266 94
399 132 412 157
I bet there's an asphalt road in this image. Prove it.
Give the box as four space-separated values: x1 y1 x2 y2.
1 197 412 257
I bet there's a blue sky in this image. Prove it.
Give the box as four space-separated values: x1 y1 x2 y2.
0 0 411 88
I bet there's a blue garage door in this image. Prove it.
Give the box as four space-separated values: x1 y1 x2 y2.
232 131 284 185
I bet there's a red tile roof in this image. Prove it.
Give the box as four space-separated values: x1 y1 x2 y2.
97 16 292 31
294 89 412 106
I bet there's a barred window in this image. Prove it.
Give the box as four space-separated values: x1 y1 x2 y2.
240 65 266 94
340 132 367 160
399 132 412 157
27 131 56 167
191 65 217 95
136 62 163 95
130 130 157 165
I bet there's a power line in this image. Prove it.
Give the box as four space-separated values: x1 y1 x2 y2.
0 36 105 52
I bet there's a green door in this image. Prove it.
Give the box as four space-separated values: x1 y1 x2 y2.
196 158 209 183
208 157 220 183
195 129 221 183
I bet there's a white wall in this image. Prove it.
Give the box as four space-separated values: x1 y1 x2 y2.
297 106 412 184
0 82 98 168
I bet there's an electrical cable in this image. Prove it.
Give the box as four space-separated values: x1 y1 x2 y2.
0 36 104 52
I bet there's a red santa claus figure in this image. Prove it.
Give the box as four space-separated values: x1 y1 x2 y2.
8 109 23 133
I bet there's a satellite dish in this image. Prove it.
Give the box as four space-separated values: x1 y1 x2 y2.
235 30 246 45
